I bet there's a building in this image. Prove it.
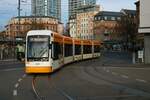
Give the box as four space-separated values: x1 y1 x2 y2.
139 0 150 34
69 0 78 17
138 0 150 63
69 11 99 40
93 9 137 50
31 0 61 21
69 15 77 38
5 16 61 40
134 1 144 63
57 22 64 35
77 5 100 14
79 0 96 6
0 30 6 42
94 11 123 45
68 0 99 39
68 0 96 17
135 1 144 48
76 11 99 40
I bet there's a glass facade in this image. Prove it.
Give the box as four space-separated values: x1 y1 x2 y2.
31 0 61 21
69 0 96 17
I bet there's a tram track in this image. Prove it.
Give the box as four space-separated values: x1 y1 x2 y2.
32 75 44 100
47 76 75 100
82 66 150 100
32 75 75 100
93 66 150 95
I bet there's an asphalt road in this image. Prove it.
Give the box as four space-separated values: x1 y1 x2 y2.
0 51 150 100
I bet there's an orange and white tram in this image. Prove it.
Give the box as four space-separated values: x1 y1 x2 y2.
25 30 101 73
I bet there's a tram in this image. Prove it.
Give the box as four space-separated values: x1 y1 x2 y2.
25 30 101 73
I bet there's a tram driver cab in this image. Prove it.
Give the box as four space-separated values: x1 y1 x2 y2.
26 30 52 73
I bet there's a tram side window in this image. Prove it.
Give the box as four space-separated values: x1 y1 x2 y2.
65 44 73 57
53 42 63 60
94 45 100 53
83 45 92 54
75 45 81 55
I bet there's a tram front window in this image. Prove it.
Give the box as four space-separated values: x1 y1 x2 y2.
27 36 49 61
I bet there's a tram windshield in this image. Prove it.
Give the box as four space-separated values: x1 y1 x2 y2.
27 35 49 61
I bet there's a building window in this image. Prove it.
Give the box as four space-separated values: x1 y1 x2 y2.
104 16 107 20
117 17 121 20
95 17 97 20
16 26 19 30
98 17 101 20
111 17 115 21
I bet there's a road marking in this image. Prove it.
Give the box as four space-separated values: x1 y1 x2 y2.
22 74 26 78
121 75 129 79
106 70 110 72
13 90 17 96
103 67 106 70
15 83 19 88
13 74 26 97
136 79 147 83
112 72 118 75
0 68 23 72
18 78 22 82
53 85 75 100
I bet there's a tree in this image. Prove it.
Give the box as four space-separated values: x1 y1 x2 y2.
118 13 137 51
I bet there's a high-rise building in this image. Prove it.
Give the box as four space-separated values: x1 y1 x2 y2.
69 0 96 17
31 0 61 21
79 0 96 6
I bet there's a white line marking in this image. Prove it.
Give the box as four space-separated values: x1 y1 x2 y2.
103 67 106 70
106 70 110 72
112 72 118 75
15 83 19 88
121 75 129 79
18 78 22 82
136 79 147 83
13 90 17 96
22 74 26 78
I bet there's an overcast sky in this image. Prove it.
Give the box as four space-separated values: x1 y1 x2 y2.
0 0 137 30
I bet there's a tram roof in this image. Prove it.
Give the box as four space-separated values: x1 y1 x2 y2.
73 39 82 45
63 36 73 44
27 30 52 36
93 40 101 45
53 32 63 43
82 40 92 45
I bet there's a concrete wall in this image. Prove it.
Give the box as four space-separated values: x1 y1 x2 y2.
139 0 150 64
144 34 150 63
139 0 150 33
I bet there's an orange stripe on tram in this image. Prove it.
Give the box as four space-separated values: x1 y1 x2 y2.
26 67 52 73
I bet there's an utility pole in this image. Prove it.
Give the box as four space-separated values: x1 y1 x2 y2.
14 0 21 61
34 0 37 30
18 0 21 37
31 0 37 30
